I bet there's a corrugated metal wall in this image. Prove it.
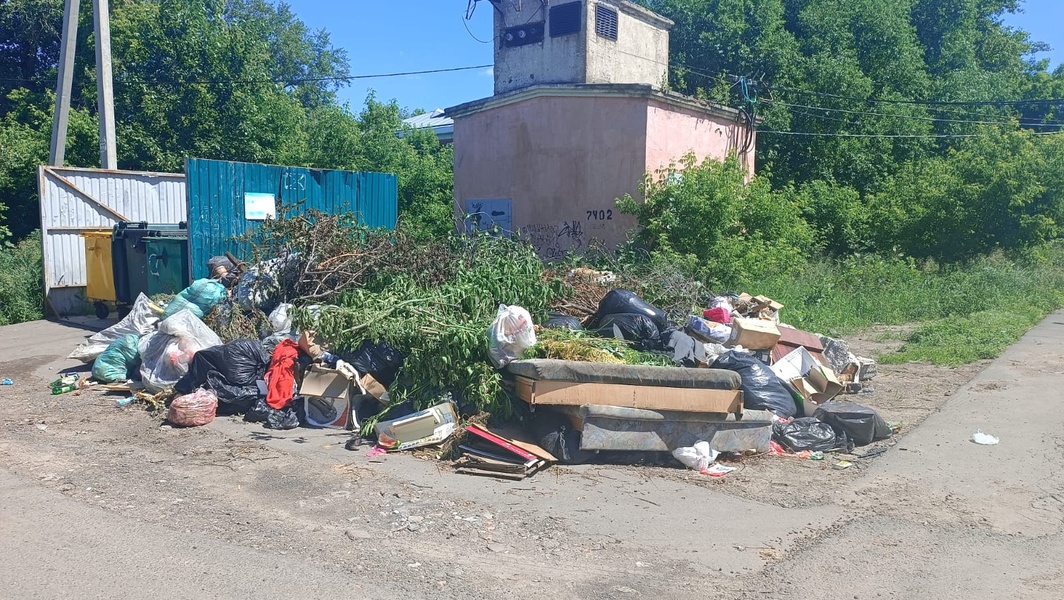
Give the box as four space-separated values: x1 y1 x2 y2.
185 158 398 279
38 166 187 316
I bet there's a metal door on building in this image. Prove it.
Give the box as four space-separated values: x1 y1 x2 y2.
184 158 398 279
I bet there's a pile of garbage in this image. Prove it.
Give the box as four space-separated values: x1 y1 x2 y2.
62 214 889 479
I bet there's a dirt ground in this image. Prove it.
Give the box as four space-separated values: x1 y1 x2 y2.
0 321 986 599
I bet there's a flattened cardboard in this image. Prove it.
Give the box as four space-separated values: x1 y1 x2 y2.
359 373 388 401
514 376 742 414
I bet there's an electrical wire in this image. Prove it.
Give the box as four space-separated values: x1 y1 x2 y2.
768 81 1064 108
772 100 1064 129
758 129 1061 138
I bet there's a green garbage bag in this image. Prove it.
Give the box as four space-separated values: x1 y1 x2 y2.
161 279 228 320
91 334 141 383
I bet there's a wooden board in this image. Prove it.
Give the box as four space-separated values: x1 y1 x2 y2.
514 376 742 414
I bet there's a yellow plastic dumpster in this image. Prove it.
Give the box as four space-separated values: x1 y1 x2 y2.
82 231 116 318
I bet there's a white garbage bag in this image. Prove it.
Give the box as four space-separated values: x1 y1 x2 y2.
68 294 162 363
487 304 536 369
138 310 223 392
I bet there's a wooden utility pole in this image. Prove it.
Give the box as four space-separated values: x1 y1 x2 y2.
49 0 80 166
49 0 118 169
93 0 117 169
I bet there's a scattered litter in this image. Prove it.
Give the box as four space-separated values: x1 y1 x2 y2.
971 430 999 445
115 396 134 408
672 441 719 471
701 464 736 477
1 378 12 385
833 460 853 470
36 423 48 431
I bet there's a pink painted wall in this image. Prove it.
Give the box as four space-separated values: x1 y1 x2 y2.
645 100 756 176
453 93 755 258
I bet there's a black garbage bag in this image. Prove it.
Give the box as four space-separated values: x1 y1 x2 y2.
530 409 596 465
591 289 669 332
814 401 892 446
773 417 839 452
342 340 405 388
544 313 583 330
661 329 705 368
176 339 268 412
712 351 798 417
592 313 662 351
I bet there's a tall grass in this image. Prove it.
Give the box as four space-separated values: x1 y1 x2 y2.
749 243 1064 364
0 231 44 325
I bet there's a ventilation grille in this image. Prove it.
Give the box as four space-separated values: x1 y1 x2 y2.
595 5 618 40
550 2 582 37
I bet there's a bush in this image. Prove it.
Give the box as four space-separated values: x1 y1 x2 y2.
0 230 44 325
617 153 814 288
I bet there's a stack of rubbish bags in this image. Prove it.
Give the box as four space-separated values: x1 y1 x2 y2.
70 272 405 437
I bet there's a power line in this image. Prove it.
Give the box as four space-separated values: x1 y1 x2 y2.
758 129 1062 138
775 100 1064 128
769 81 1064 108
0 64 493 88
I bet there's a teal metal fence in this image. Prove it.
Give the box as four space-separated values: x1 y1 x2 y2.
185 158 398 279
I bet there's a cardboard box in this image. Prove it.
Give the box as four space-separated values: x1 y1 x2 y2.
730 317 782 350
771 325 827 364
770 347 843 404
375 402 458 451
359 373 388 402
299 365 356 429
514 376 742 414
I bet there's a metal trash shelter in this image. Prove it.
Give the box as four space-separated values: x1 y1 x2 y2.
38 166 187 316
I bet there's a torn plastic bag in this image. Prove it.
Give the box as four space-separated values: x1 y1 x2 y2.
161 279 228 320
544 314 583 330
661 329 705 368
167 389 218 427
266 407 300 430
342 340 405 388
234 256 295 312
92 334 141 383
772 417 839 452
592 313 662 351
591 289 668 332
712 351 798 417
69 293 162 363
138 310 223 393
814 401 891 446
488 304 537 369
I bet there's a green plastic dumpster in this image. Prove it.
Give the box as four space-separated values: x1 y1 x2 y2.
145 237 190 297
112 222 188 308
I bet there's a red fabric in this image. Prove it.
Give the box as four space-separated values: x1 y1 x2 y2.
265 339 299 409
703 307 732 324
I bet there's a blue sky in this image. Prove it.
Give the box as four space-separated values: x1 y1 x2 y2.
283 0 1064 114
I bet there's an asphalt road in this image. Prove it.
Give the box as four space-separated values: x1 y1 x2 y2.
1 312 1062 599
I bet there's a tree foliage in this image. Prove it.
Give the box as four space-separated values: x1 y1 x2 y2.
0 0 452 241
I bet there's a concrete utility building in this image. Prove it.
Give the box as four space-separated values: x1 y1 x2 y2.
448 0 756 258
